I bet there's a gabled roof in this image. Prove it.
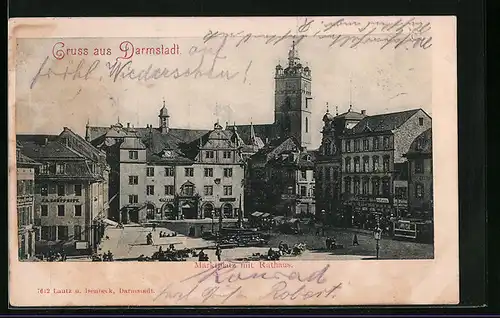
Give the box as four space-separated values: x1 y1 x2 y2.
349 109 422 134
406 128 432 156
335 109 366 121
17 138 86 160
233 123 276 145
16 151 40 167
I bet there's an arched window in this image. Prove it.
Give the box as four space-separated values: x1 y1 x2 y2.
353 178 360 195
372 156 380 172
223 204 233 218
363 156 370 172
354 157 360 172
344 177 351 194
383 155 390 172
362 177 369 194
203 203 214 218
345 157 351 172
372 178 380 195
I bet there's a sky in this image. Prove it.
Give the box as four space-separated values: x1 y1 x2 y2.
14 25 432 149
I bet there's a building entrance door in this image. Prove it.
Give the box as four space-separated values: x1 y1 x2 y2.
129 209 139 223
181 203 197 219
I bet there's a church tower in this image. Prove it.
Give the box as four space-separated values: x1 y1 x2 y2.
274 41 312 149
158 99 170 134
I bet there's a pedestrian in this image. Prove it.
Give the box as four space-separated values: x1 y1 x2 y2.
198 249 206 261
315 228 320 236
215 244 221 261
353 234 359 246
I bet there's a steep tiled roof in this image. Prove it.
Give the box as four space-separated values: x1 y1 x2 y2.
233 123 276 145
349 109 421 134
335 109 366 121
16 151 40 166
18 138 86 160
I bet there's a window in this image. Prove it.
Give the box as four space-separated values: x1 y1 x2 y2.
204 185 213 196
311 186 315 197
74 184 82 196
354 139 360 152
57 205 65 217
354 178 360 195
223 186 233 196
305 117 309 133
373 137 380 150
146 185 155 195
57 226 68 241
183 185 194 196
363 139 369 150
161 185 172 196
74 225 82 241
345 157 351 172
383 136 390 149
301 169 307 180
395 187 407 200
415 183 424 198
41 205 48 217
205 151 214 159
363 156 370 172
223 151 232 159
418 117 424 126
165 167 174 177
300 186 307 197
56 163 66 174
415 160 424 173
372 156 380 172
325 167 331 180
129 176 138 185
383 156 390 172
382 178 390 196
146 167 154 177
39 163 49 174
223 168 233 178
344 177 351 194
354 157 360 172
74 205 82 217
345 140 351 152
128 151 138 159
57 184 65 196
41 184 48 196
372 178 380 196
128 195 138 204
287 186 293 195
185 168 194 177
204 168 213 177
41 226 49 240
362 178 369 194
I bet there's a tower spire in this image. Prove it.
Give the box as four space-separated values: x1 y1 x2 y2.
349 76 353 111
326 102 329 113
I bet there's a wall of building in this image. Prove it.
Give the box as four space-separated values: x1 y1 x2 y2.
408 157 433 213
17 167 36 259
393 110 432 163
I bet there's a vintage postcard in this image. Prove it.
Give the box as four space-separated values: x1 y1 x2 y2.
8 16 458 306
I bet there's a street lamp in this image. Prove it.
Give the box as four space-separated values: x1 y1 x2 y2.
373 223 382 260
211 209 215 234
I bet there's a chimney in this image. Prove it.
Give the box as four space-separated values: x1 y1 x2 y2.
44 137 48 145
361 110 366 115
127 123 130 129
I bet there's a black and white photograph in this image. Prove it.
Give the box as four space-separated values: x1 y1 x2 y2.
9 16 457 306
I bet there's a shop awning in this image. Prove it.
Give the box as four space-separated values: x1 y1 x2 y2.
102 218 118 227
261 213 270 218
288 218 299 223
273 216 285 221
251 212 264 217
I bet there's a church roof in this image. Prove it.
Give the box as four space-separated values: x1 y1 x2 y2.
348 109 422 134
335 109 366 121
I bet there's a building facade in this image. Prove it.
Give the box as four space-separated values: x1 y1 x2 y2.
405 128 433 219
18 128 110 255
247 137 316 217
315 107 366 223
16 143 39 260
87 105 246 223
339 109 432 224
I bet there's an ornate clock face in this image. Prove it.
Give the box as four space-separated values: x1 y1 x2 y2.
163 150 173 158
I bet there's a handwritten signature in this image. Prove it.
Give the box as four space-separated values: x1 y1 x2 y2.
153 264 342 304
29 36 253 89
203 17 432 50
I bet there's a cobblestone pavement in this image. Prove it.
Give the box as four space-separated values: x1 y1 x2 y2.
83 224 432 262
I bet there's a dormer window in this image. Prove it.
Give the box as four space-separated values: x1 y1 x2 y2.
56 163 66 174
205 151 214 159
